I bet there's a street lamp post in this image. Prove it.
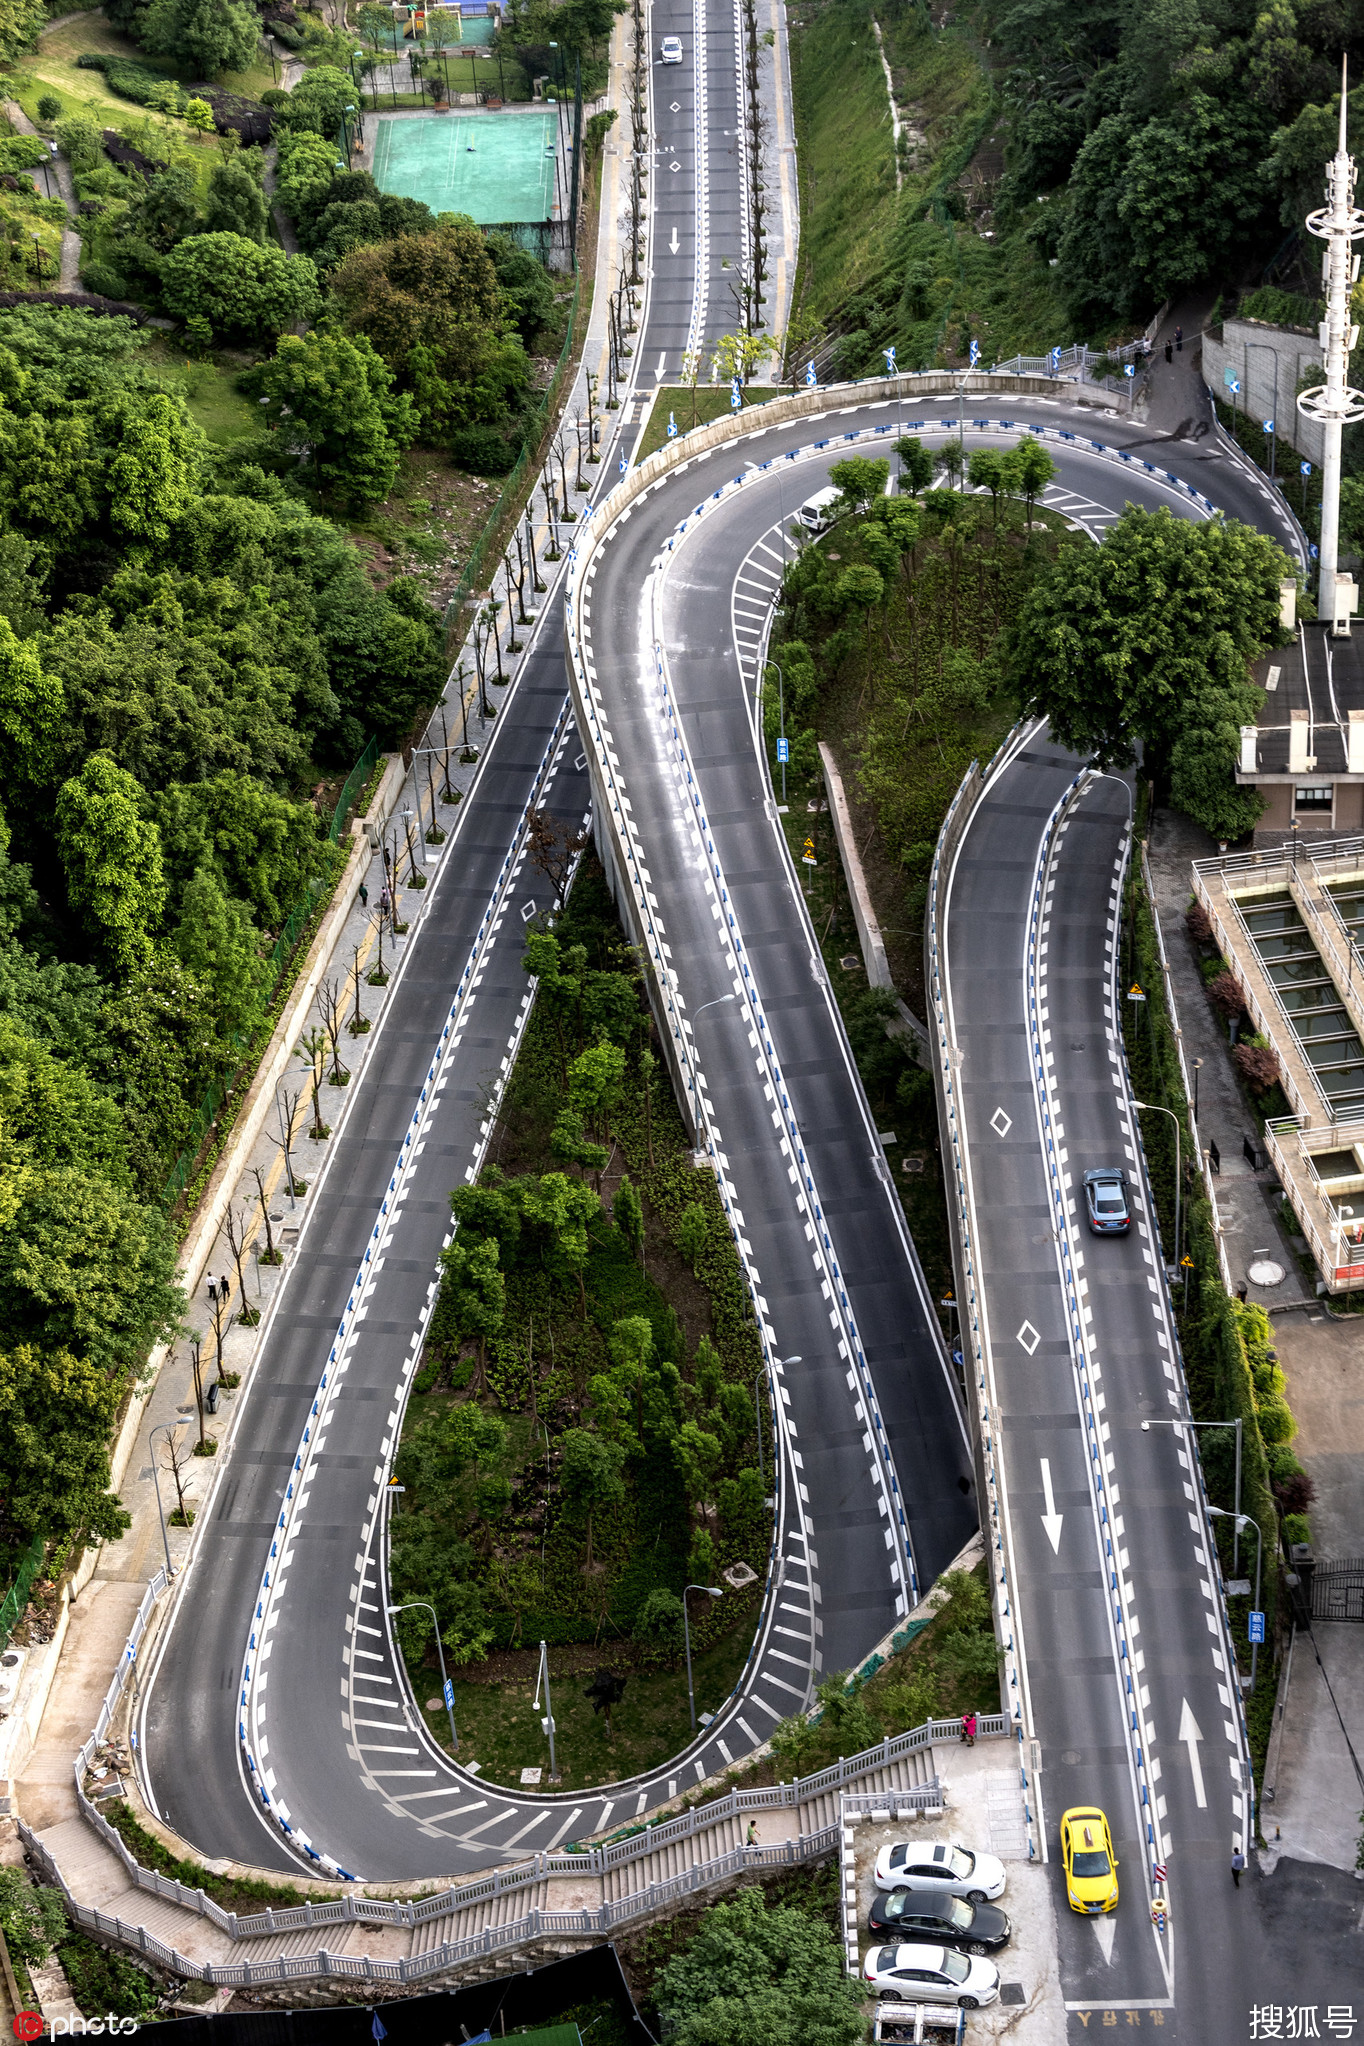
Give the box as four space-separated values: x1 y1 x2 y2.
1192 1057 1203 1125
683 1584 724 1733
1132 1099 1182 1273
1209 1508 1264 1692
533 1637 560 1781
149 1420 187 1578
388 1599 459 1754
692 993 737 1026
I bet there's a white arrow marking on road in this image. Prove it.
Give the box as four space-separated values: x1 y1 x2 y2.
1091 1916 1116 1966
1178 1697 1206 1808
657 352 667 380
1040 1458 1064 1554
669 226 679 254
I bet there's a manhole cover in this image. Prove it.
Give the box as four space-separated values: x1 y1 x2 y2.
1248 1259 1285 1286
840 954 861 971
999 1983 1026 2006
425 1698 443 1712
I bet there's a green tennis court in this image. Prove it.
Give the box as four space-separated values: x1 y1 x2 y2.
372 112 559 224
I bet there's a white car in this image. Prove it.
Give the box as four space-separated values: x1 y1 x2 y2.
873 1840 1006 1903
863 1942 1001 2010
660 34 683 61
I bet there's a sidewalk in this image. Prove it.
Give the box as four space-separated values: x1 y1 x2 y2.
1133 289 1219 442
1147 806 1315 1307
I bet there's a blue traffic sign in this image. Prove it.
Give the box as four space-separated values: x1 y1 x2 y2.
1248 1611 1265 1645
777 737 789 763
1302 460 1313 476
444 1677 454 1708
1263 418 1274 433
1124 363 1135 378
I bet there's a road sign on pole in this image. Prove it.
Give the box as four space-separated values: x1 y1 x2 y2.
1128 983 1146 1002
1248 1610 1265 1644
777 737 789 763
443 1677 454 1709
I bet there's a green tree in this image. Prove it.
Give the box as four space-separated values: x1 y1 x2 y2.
1007 505 1290 837
56 754 167 969
967 447 1006 522
568 1039 625 1137
439 1232 505 1388
710 329 774 393
247 329 416 507
141 0 261 75
1003 436 1057 525
559 1427 626 1571
896 435 934 495
170 866 268 1039
550 1104 608 1179
0 615 61 791
54 114 102 174
274 128 340 220
0 1343 130 1542
673 1201 708 1275
274 65 354 141
676 1417 723 1517
656 1885 866 2046
613 1173 643 1257
205 156 268 241
184 98 216 141
107 393 202 543
130 165 200 252
636 1585 685 1653
36 93 61 123
828 454 888 514
0 0 43 62
159 234 321 340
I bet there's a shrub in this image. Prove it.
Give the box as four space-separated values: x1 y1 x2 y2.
1282 1511 1314 1546
1208 970 1247 1020
57 114 104 174
1186 899 1214 944
1234 1041 1280 1094
1255 1395 1297 1446
0 136 46 171
449 423 516 475
37 94 62 123
1271 1466 1315 1515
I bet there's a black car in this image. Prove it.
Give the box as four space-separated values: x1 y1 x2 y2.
868 1886 1011 1955
1083 1166 1130 1234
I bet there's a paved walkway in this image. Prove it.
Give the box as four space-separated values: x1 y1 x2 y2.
3 98 82 289
1147 806 1315 1307
1133 289 1219 441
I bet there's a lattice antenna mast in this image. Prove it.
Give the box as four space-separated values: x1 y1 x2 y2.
1298 59 1364 622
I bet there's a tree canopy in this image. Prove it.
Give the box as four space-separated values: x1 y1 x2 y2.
1007 506 1292 839
655 1886 867 2046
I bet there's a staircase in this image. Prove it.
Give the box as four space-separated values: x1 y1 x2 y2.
21 1725 998 1998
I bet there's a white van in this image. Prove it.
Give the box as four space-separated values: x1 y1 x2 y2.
798 485 840 533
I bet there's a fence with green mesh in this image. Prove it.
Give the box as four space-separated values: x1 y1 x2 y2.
0 1534 46 1654
158 735 378 1216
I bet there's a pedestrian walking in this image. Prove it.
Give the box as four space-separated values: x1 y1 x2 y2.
746 1819 758 1847
1164 341 1173 365
380 886 392 918
1175 325 1183 352
206 1273 218 1304
1231 1851 1245 1887
358 880 369 909
961 1710 977 1747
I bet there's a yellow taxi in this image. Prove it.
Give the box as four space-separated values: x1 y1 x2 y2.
1060 1806 1119 1914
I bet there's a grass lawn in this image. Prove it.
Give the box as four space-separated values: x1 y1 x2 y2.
635 385 785 460
143 339 261 443
414 1613 759 1795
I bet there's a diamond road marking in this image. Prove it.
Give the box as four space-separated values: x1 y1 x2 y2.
670 160 682 172
1016 1321 1041 1356
670 100 681 110
990 1106 1013 1137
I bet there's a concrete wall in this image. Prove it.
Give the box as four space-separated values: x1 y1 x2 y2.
1202 317 1324 466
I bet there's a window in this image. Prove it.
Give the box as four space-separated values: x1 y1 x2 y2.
1295 784 1333 811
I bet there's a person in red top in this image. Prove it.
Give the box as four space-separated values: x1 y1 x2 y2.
961 1711 977 1747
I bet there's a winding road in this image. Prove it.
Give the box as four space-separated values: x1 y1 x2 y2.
128 0 1334 2027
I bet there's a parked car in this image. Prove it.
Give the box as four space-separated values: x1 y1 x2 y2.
1060 1805 1120 1914
873 1841 1006 1903
868 1886 1010 1953
863 1942 1001 2010
798 484 841 532
660 34 684 61
1083 1166 1131 1234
